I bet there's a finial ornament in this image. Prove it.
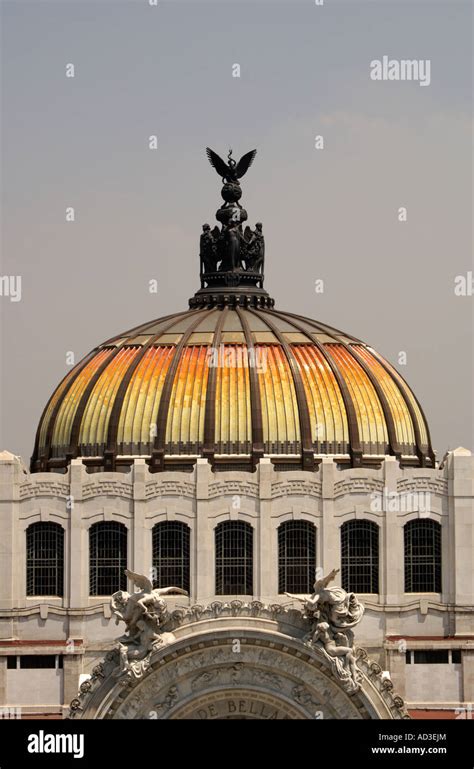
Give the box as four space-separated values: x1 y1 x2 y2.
190 145 273 309
199 148 264 283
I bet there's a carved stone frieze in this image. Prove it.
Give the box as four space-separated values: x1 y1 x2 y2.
334 478 384 498
208 481 258 499
19 481 69 499
82 481 133 500
271 480 322 499
145 481 195 499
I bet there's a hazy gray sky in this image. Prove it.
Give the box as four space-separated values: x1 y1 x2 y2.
1 0 472 464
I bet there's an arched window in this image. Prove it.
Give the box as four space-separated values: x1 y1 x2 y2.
152 522 190 592
278 520 316 593
26 522 64 596
404 519 441 592
341 520 379 593
89 522 127 596
215 521 253 595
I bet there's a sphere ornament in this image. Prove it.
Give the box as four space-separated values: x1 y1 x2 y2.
221 181 242 203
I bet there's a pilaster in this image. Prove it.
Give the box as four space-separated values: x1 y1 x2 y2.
462 649 474 703
195 459 212 602
0 656 7 706
383 457 403 605
259 458 273 598
62 654 83 709
321 458 338 575
0 453 22 610
69 460 87 608
133 459 147 577
447 449 473 634
386 646 406 698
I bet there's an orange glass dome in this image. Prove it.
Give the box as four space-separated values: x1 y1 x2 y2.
31 304 434 473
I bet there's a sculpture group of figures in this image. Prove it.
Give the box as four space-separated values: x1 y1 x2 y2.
200 220 265 276
110 570 187 681
285 568 365 694
200 147 265 282
110 567 364 695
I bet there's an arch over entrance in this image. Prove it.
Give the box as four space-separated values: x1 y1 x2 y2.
69 603 408 720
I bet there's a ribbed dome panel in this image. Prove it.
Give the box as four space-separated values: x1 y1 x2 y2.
31 307 434 471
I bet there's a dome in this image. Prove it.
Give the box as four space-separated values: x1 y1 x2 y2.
31 146 434 472
31 305 433 472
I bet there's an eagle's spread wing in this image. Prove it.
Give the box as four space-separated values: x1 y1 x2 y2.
124 569 153 593
154 586 189 597
236 149 257 179
206 147 229 179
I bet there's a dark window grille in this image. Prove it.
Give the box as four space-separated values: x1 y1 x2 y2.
89 522 127 596
407 650 461 665
152 522 190 592
278 520 316 593
19 655 62 669
413 650 448 664
404 519 441 592
341 520 379 593
215 521 253 595
26 522 64 596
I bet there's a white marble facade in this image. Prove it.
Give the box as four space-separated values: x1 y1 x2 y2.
0 448 472 716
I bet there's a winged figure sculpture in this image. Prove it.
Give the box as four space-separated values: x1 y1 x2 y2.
206 147 257 183
124 569 187 597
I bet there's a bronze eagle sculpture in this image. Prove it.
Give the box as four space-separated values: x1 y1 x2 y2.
206 147 257 184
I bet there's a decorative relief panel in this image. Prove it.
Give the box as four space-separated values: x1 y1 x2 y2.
271 480 322 499
397 477 448 496
82 481 133 500
334 478 384 498
145 481 195 499
68 599 409 721
19 481 69 499
208 481 258 499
